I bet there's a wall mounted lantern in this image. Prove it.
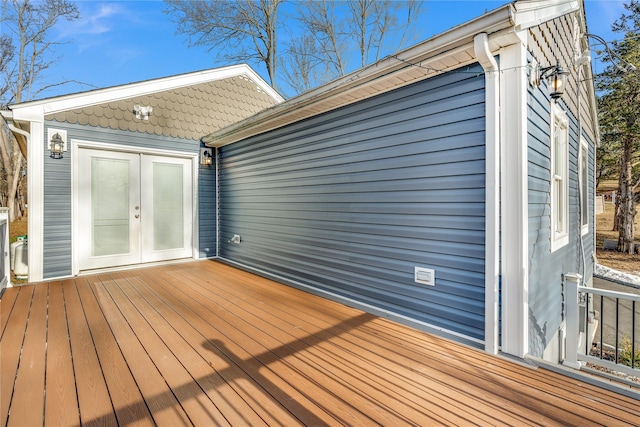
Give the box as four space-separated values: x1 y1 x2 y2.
200 147 213 166
530 61 569 101
133 105 153 120
49 132 64 159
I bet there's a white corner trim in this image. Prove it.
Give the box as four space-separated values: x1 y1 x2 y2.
474 33 500 355
500 41 529 358
28 121 45 282
192 156 200 261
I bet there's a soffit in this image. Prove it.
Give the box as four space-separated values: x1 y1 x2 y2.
44 75 280 141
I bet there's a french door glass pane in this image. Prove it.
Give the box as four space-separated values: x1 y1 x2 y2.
153 162 184 250
92 157 130 256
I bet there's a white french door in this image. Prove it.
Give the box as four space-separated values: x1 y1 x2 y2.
77 148 193 271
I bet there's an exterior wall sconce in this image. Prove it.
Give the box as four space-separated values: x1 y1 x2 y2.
49 133 64 159
133 105 153 120
200 147 213 166
48 129 67 159
530 60 569 101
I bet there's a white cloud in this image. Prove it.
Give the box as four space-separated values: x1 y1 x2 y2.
56 3 126 40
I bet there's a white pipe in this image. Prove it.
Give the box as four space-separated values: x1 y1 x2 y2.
6 121 31 141
474 32 501 355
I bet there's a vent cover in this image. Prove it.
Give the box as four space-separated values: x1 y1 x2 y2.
414 267 435 286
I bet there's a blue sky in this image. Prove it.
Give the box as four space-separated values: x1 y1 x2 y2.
28 0 632 99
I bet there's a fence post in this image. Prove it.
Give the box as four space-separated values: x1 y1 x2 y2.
563 273 583 369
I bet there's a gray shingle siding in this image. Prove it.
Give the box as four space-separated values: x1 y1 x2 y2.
219 66 487 341
527 86 595 357
42 121 208 278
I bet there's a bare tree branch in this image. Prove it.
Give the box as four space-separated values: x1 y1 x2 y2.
1 0 80 221
165 0 283 91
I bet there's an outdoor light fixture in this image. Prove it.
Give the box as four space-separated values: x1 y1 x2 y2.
200 147 213 166
542 63 568 100
531 61 569 101
133 105 153 120
49 133 64 159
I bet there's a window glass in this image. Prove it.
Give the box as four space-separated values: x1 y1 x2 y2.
551 105 569 251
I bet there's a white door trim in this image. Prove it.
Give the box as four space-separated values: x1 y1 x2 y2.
71 139 198 276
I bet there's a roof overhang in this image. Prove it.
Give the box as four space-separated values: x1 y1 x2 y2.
9 64 283 122
202 0 587 148
513 0 580 30
203 4 520 147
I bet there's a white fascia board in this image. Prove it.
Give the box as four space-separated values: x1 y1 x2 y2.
513 0 580 30
10 64 282 117
202 4 516 147
10 104 45 122
574 10 601 146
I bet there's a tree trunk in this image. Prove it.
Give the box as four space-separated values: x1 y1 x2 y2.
0 117 24 222
616 142 636 253
613 189 621 231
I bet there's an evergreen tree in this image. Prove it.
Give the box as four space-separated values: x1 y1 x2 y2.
596 0 640 253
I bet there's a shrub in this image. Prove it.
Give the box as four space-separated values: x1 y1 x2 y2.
618 335 640 369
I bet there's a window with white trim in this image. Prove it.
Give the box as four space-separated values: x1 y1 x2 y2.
579 138 589 235
550 104 569 251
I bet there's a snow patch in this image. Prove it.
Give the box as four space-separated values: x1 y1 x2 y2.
594 264 640 287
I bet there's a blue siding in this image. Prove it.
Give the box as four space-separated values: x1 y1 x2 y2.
198 145 217 258
43 149 72 278
42 121 212 278
527 85 596 357
219 66 487 341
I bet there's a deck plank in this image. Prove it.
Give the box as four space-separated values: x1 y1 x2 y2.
2 260 639 426
162 265 500 426
176 264 540 425
108 272 273 426
44 281 80 426
90 276 193 425
6 284 48 427
131 268 341 426
195 262 640 424
0 285 19 338
96 273 231 425
0 286 33 426
136 267 367 426
63 278 119 426
75 276 155 426
170 263 554 425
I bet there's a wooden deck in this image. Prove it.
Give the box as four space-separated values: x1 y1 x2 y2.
1 260 638 426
